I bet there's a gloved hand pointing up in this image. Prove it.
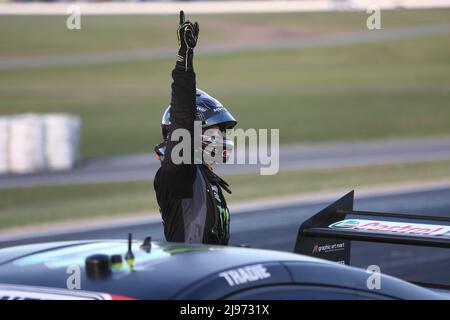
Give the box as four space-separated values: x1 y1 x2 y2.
176 10 200 72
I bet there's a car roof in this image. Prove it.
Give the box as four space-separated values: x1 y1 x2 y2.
0 240 442 300
0 240 322 299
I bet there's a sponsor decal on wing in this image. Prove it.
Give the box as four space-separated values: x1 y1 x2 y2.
329 219 450 237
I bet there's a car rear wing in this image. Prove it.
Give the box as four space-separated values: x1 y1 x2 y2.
294 191 450 288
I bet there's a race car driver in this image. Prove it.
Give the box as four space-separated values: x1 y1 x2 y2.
154 11 237 245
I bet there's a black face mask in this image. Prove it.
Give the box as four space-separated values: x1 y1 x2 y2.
154 134 234 165
201 133 234 165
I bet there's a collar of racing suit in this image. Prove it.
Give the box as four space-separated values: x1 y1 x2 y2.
201 164 232 194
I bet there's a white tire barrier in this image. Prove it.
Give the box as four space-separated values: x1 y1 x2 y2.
0 117 9 174
0 113 81 174
9 114 47 174
44 114 81 171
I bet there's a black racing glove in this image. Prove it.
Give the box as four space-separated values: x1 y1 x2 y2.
176 10 200 72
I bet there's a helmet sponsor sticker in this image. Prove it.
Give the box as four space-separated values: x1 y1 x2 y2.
329 219 450 237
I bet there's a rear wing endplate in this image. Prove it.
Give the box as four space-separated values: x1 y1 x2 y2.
294 191 450 265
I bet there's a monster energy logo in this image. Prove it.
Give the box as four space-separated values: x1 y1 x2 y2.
218 206 229 237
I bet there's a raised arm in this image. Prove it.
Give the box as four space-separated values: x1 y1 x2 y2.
160 11 200 196
169 10 199 140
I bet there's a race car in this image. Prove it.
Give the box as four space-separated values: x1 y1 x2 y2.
0 191 448 300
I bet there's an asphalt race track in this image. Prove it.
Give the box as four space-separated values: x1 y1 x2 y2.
1 23 449 71
1 185 450 249
0 185 449 286
2 137 450 188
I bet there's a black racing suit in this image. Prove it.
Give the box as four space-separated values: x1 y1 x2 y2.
154 67 231 245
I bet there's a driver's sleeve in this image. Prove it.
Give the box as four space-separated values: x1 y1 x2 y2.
159 66 197 198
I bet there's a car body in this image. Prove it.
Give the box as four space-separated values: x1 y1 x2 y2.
0 239 444 300
0 190 448 300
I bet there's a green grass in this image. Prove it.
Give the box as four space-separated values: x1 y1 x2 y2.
1 10 450 158
1 33 449 157
1 9 449 58
1 11 450 232
1 160 450 230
